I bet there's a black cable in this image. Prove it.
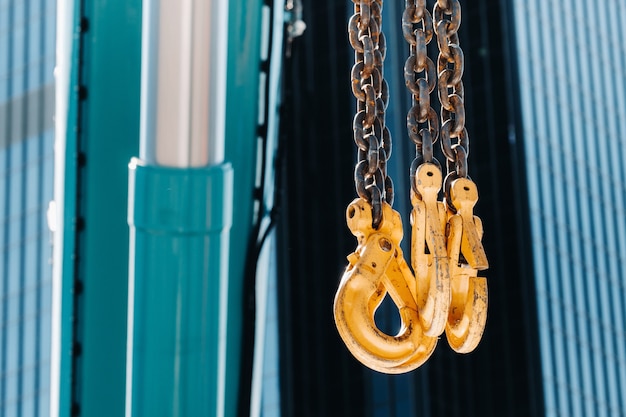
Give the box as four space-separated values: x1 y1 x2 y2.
236 1 281 416
236 114 285 417
71 3 89 416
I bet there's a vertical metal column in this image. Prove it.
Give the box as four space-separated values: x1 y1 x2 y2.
53 0 143 415
126 0 233 415
51 1 79 415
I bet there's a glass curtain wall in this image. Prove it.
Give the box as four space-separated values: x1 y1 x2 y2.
512 0 626 415
0 0 56 416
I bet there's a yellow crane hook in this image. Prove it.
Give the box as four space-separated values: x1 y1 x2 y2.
444 177 488 353
333 198 437 373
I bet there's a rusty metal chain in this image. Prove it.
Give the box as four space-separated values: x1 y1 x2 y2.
402 0 440 194
433 0 468 212
349 0 393 229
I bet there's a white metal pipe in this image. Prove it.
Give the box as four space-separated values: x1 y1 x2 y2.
51 0 74 415
140 0 228 167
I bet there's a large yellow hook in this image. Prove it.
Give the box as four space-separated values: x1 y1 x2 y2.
410 163 451 337
333 198 437 373
444 177 488 353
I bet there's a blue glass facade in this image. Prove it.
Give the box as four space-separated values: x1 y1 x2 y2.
0 0 56 415
513 1 626 416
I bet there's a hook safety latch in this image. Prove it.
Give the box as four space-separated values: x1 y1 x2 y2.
445 177 488 353
410 163 451 337
334 198 437 373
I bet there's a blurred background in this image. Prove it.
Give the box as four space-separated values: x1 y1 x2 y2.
1 0 625 416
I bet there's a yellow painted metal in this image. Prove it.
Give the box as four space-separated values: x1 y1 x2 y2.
410 163 451 337
447 178 488 270
444 178 488 353
378 251 438 374
334 177 489 370
333 199 437 373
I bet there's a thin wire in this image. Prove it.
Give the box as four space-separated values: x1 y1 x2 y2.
237 1 281 416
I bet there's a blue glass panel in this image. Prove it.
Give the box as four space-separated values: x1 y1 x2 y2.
0 2 56 415
21 366 36 399
27 12 42 83
39 278 53 414
44 8 55 85
42 132 54 197
11 3 25 98
38 391 50 417
7 147 23 218
4 400 17 417
260 238 281 417
40 281 52 319
0 2 9 101
25 137 42 202
513 0 626 414
22 397 35 417
23 285 37 320
39 353 51 389
5 322 19 382
24 239 37 287
7 252 20 298
24 210 38 242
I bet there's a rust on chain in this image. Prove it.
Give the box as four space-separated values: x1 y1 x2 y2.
349 0 393 229
442 94 465 135
434 0 468 190
402 0 438 168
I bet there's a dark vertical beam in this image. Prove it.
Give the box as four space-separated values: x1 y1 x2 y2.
277 2 368 417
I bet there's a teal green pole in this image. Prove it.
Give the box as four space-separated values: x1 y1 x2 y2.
126 159 233 416
52 0 141 415
224 1 264 412
126 0 235 415
52 0 263 415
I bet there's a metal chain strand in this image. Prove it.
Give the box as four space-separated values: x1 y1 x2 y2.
350 0 393 229
403 0 440 195
434 0 469 210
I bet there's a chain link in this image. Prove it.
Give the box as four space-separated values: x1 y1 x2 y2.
433 0 469 211
402 0 440 195
349 0 393 229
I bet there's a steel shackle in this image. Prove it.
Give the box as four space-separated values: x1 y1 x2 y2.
333 199 437 373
